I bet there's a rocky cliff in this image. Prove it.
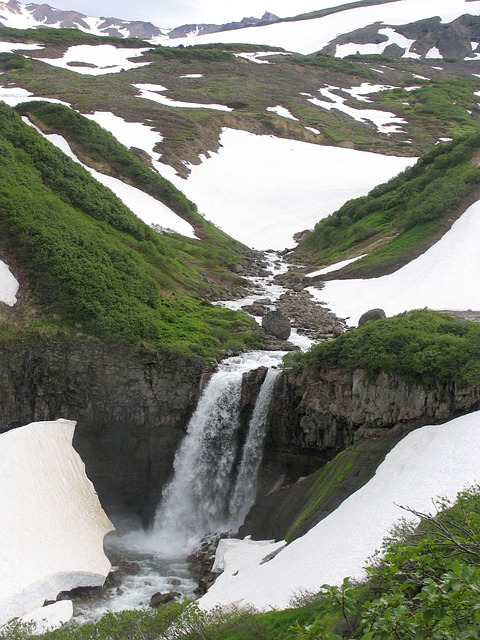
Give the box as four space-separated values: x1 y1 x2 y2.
265 365 480 461
0 335 205 525
241 364 480 540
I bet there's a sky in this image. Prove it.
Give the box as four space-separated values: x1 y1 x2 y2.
44 0 328 28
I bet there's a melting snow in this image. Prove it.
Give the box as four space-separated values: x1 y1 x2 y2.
267 105 298 120
180 73 203 78
157 128 416 250
37 45 151 75
133 82 233 111
0 420 113 627
200 410 480 610
335 27 420 59
307 86 407 134
85 111 163 156
308 198 480 325
0 259 19 306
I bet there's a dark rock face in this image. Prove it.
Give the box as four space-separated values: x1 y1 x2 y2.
0 336 204 525
358 308 386 327
264 366 480 463
262 310 291 340
318 14 480 60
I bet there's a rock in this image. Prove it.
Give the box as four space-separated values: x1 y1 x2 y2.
149 591 181 607
358 308 386 327
262 310 291 340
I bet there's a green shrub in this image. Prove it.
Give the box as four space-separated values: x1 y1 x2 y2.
286 310 480 387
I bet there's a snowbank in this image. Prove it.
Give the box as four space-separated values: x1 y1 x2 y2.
200 411 480 610
0 420 113 627
309 198 480 325
160 128 416 249
0 259 19 306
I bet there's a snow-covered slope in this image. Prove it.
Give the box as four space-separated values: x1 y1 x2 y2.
0 0 167 39
0 419 113 627
200 410 480 611
158 128 416 250
164 0 480 56
307 197 480 325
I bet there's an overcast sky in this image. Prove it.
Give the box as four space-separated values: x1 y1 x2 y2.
47 1 325 28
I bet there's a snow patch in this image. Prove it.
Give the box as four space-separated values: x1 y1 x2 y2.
308 198 480 325
266 105 298 120
336 27 420 59
37 45 151 75
133 82 233 111
0 41 43 53
200 410 480 610
307 86 407 134
0 84 70 107
0 259 19 306
180 73 203 78
20 601 74 635
0 419 113 626
84 111 163 156
306 254 367 277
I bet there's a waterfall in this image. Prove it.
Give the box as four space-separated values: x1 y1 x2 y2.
153 352 282 555
228 367 280 529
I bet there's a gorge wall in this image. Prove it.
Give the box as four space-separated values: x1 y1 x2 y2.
240 364 480 540
0 335 205 526
265 365 480 463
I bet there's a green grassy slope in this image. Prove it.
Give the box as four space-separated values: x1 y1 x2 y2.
294 133 480 274
0 103 262 360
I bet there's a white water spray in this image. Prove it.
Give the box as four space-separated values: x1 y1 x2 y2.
153 352 283 554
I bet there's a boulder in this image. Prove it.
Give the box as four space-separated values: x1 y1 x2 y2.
262 310 291 340
149 591 180 607
358 308 386 327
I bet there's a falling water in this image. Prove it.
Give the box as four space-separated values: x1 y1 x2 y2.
153 352 282 555
228 367 280 529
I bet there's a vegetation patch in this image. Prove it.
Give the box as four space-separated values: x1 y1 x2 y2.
285 310 480 388
294 132 480 273
0 104 262 361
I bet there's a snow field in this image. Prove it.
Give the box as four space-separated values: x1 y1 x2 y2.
200 410 480 611
309 198 480 325
0 420 113 627
164 0 480 56
159 128 416 249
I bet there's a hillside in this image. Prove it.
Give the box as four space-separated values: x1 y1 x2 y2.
0 102 262 361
